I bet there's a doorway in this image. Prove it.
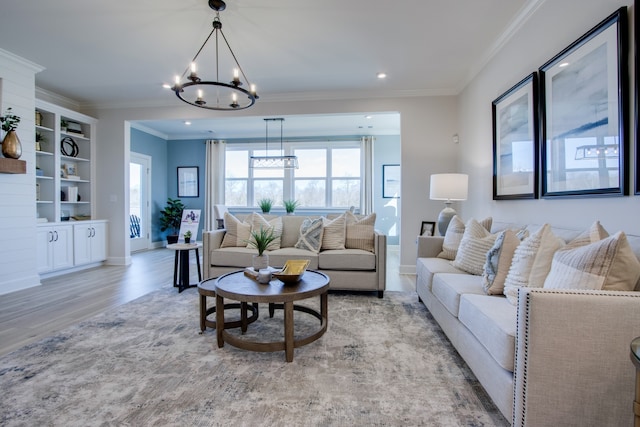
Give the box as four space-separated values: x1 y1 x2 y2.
130 152 151 252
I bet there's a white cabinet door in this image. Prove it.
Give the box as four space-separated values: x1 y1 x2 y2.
73 221 107 265
37 225 74 273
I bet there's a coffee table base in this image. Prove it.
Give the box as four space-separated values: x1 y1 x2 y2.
217 293 328 362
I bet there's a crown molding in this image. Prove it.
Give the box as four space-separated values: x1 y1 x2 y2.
0 48 44 73
129 122 170 140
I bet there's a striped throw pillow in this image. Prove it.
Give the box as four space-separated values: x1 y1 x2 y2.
438 215 493 260
345 211 376 252
544 231 640 291
321 213 346 250
452 219 498 276
246 213 283 250
221 213 251 247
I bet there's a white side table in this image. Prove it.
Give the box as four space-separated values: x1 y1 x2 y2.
167 242 202 293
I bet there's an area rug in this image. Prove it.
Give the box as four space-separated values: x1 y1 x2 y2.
0 288 508 426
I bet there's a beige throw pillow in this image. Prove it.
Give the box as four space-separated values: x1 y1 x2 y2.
321 213 346 250
294 218 324 253
438 216 493 260
503 224 565 305
345 211 376 252
220 212 251 248
565 220 609 249
452 219 499 276
544 231 640 292
482 228 529 295
246 213 283 250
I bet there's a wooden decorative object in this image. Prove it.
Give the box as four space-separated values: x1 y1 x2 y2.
0 158 26 174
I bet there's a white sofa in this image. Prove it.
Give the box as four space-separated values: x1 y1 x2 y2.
416 221 640 426
203 213 387 297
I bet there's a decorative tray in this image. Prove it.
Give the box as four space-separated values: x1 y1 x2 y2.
273 260 310 284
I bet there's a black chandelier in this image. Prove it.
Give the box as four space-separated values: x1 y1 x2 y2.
171 0 258 110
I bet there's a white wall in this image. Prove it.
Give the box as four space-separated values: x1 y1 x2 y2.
0 49 43 294
90 95 459 272
458 0 640 235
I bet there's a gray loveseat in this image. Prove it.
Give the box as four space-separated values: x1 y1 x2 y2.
416 221 640 426
203 213 386 297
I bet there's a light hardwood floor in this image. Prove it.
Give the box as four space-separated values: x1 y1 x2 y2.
0 245 414 357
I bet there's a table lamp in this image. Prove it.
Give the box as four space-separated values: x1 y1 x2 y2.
429 173 468 236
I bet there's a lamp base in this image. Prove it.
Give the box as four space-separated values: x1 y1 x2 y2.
437 207 457 236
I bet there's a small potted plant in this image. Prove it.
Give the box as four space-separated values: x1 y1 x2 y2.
159 197 185 244
283 199 299 215
258 198 274 214
60 119 68 133
183 230 192 244
0 107 22 159
246 227 278 270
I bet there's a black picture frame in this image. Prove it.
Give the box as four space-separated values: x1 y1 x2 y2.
177 166 199 198
635 0 639 194
492 73 539 200
420 221 436 237
382 164 400 198
540 7 628 198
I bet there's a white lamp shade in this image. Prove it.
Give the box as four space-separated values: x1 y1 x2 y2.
430 173 468 201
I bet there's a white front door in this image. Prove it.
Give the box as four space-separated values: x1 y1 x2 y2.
130 152 151 252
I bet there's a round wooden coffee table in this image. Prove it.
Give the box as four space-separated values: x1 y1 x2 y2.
197 278 258 333
215 270 330 362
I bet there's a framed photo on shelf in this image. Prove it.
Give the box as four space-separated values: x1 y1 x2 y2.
382 164 400 198
177 166 199 198
540 7 628 197
420 221 436 237
62 163 76 178
492 73 538 200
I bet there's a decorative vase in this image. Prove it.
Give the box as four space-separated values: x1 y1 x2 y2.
252 254 269 271
2 130 22 159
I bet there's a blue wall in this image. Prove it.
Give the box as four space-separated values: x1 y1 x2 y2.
166 138 207 241
131 128 168 243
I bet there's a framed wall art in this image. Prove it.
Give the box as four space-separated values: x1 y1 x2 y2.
540 7 628 198
492 73 539 200
177 166 199 198
382 164 400 198
636 0 640 194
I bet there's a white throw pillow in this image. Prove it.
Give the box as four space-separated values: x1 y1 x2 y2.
452 219 499 276
565 220 609 249
482 228 529 295
438 215 493 260
544 231 640 292
294 218 324 253
503 224 565 305
345 211 376 252
220 212 251 248
321 213 346 250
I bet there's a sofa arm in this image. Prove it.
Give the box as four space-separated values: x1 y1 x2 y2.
202 229 226 279
374 230 387 293
417 236 444 258
513 288 640 426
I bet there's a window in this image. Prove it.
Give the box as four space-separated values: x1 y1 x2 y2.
224 141 362 209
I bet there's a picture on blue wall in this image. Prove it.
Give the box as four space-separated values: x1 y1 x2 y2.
492 72 538 200
177 166 199 197
540 7 628 197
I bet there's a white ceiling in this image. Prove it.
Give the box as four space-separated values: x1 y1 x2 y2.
0 0 531 139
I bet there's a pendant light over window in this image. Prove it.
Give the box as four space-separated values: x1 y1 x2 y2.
250 118 299 169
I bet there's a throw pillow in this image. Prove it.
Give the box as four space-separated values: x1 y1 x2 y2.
321 213 346 250
246 213 283 250
220 212 251 248
345 211 376 252
294 218 324 253
565 220 609 249
543 231 640 292
482 228 529 295
452 219 499 276
438 215 493 260
503 224 565 305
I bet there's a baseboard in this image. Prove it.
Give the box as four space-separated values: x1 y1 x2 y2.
399 265 416 275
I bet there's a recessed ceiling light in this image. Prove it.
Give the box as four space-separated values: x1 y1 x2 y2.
184 121 192 125
377 72 387 79
365 115 373 119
